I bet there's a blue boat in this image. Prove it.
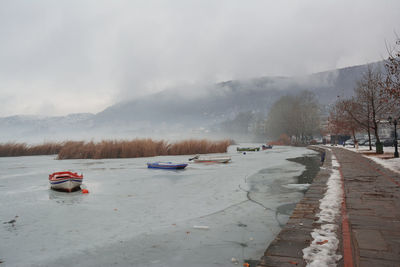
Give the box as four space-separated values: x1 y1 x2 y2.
147 162 188 170
262 145 273 150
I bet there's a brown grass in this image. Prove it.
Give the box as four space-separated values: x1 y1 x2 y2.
57 139 231 159
56 139 171 159
0 142 63 157
267 134 291 146
0 139 231 159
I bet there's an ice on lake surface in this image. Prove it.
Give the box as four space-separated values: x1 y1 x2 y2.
0 145 318 267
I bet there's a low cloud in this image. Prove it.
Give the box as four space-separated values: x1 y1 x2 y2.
0 0 399 116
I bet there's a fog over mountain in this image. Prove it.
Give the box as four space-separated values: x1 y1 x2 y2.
1 1 399 118
0 61 384 142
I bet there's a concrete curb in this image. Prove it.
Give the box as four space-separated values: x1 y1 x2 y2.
257 146 333 267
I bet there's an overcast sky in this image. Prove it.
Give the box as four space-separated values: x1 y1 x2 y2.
0 0 399 117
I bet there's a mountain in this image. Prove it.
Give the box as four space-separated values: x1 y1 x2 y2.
0 61 384 142
94 61 383 127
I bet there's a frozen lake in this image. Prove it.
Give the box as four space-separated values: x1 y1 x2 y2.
0 145 318 267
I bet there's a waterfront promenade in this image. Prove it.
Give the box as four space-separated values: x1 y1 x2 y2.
258 146 400 267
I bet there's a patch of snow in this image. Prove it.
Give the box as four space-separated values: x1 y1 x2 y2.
283 184 310 191
331 158 340 168
368 156 400 174
321 145 332 151
341 146 400 174
302 155 342 266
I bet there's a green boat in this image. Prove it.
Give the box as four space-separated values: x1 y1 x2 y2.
237 147 260 152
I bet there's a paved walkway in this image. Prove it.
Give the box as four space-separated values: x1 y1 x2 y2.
257 146 400 267
332 147 400 266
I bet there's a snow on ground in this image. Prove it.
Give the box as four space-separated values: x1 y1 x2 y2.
283 184 311 191
340 145 400 174
302 154 342 267
368 156 400 174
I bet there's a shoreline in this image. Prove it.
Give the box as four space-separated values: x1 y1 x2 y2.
256 146 329 267
288 153 321 184
245 148 323 267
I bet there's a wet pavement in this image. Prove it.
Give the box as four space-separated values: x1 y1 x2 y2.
332 147 400 267
258 146 400 267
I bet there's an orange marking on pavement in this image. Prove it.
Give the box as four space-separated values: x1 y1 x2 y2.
333 151 354 267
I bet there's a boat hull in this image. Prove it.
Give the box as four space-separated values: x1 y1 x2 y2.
237 147 260 152
147 162 188 169
262 145 273 150
49 172 83 192
192 157 231 163
50 179 82 192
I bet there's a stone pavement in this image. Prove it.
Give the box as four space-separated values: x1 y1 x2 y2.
257 146 400 267
331 147 400 267
257 146 332 266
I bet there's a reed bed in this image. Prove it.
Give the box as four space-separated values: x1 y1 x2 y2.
0 142 63 157
57 139 231 159
0 139 230 159
267 134 291 146
0 139 231 159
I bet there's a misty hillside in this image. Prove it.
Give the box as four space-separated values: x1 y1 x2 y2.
0 113 95 142
0 61 383 142
95 61 382 124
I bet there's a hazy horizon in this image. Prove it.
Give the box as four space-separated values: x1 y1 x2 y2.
1 0 399 117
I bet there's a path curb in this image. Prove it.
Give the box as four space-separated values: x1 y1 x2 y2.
257 146 334 266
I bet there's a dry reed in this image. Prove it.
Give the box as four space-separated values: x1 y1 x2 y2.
55 139 231 159
267 134 291 146
0 139 230 159
0 142 63 157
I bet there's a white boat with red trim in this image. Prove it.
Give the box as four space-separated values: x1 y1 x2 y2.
49 171 83 192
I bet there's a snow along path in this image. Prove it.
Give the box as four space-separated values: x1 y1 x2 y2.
302 154 343 267
341 146 400 174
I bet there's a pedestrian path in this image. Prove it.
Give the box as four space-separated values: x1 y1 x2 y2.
332 147 400 266
258 146 400 267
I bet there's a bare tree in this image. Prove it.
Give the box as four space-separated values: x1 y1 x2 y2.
328 101 346 145
266 95 297 139
382 36 400 103
339 99 363 146
266 91 320 144
353 67 394 153
296 91 320 143
341 96 374 150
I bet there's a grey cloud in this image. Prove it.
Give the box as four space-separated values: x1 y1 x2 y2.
0 0 399 116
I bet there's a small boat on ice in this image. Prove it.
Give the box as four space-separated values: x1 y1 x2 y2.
189 155 231 163
237 147 260 152
262 145 273 150
147 162 188 169
49 171 83 192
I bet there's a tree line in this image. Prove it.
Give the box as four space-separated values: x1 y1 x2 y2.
264 90 320 144
329 37 400 153
218 37 400 148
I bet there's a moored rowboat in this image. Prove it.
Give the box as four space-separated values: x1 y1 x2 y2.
49 171 83 192
262 145 273 150
147 162 188 169
237 147 260 152
190 155 231 163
